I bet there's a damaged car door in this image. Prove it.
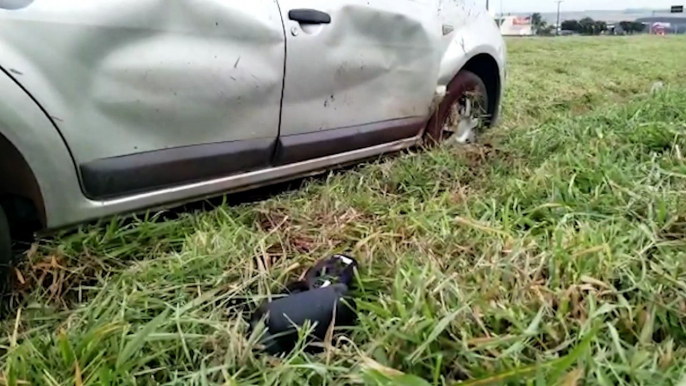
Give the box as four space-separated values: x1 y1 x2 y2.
274 0 443 165
0 0 286 199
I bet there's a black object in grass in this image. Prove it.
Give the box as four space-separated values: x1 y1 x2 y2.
251 255 359 355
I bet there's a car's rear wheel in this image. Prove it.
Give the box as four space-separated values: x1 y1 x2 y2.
0 205 12 296
425 70 489 144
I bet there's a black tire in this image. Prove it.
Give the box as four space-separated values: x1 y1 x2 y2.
424 70 489 144
0 205 12 296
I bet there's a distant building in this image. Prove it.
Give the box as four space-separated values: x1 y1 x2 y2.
534 9 677 25
635 16 686 34
495 16 534 36
509 8 684 26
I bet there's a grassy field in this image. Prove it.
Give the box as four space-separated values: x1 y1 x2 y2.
3 36 686 385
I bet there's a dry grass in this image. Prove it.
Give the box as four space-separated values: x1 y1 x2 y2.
2 35 686 385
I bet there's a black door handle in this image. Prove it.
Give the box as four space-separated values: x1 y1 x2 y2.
289 9 331 25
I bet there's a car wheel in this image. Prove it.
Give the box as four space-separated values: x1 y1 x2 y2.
0 205 12 296
424 70 489 145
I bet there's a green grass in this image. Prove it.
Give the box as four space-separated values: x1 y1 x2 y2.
3 36 686 385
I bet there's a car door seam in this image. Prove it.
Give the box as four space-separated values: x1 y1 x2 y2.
272 0 290 163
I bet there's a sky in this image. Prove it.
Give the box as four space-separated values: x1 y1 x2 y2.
499 0 681 13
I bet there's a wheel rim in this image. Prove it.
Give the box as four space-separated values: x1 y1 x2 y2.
442 90 485 144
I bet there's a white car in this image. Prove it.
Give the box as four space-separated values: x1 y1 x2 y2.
0 0 506 290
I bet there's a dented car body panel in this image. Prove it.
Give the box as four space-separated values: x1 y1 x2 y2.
0 0 505 230
0 0 286 163
278 0 441 136
437 0 506 85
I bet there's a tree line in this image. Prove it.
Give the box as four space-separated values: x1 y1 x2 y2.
560 18 607 35
531 13 647 35
618 21 648 34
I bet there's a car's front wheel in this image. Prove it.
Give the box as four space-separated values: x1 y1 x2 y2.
0 205 12 296
425 70 489 144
